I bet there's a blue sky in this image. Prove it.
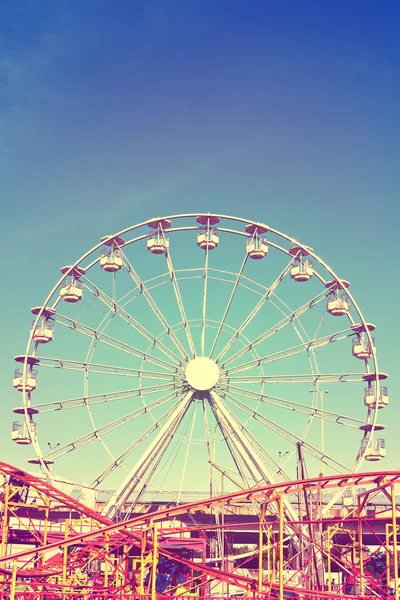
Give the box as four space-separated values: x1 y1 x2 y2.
1 1 399 489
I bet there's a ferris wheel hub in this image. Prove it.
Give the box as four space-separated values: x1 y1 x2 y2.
185 357 219 391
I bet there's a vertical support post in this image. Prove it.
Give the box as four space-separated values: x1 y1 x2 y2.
10 560 17 600
122 544 130 589
201 534 207 599
358 504 364 596
104 533 110 588
351 532 357 585
41 493 50 567
221 473 225 597
114 556 120 590
62 519 69 600
327 526 332 593
317 484 324 589
279 495 284 600
392 483 399 600
151 523 158 600
62 544 68 593
140 528 147 595
1 484 10 559
386 524 392 595
258 504 266 595
267 526 271 583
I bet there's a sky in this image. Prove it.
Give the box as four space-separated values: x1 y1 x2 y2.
0 1 399 493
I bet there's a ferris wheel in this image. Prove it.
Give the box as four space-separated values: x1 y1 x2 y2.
12 214 388 518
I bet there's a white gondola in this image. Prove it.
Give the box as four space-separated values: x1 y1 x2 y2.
147 219 171 255
100 235 125 272
60 279 84 302
196 215 220 250
197 228 219 250
364 386 389 409
351 323 376 359
147 232 170 254
289 246 313 282
325 280 351 316
290 258 313 282
31 306 56 344
364 438 386 461
13 368 38 392
327 293 350 316
11 421 36 445
60 266 85 302
246 237 268 259
245 223 269 259
352 336 375 360
32 318 55 343
100 247 123 272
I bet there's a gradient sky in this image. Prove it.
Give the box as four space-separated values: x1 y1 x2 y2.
1 1 399 482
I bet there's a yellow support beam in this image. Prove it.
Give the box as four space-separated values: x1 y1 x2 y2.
279 495 284 600
151 524 158 600
358 513 364 596
140 528 147 595
258 503 266 594
104 533 110 588
267 525 272 583
392 483 399 600
10 560 17 600
151 523 158 600
0 485 10 559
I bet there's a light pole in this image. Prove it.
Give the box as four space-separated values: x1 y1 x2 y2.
278 451 289 470
310 389 328 475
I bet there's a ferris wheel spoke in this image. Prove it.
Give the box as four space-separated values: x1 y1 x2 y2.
224 384 364 427
208 391 279 486
220 289 328 369
215 256 296 364
82 274 183 367
121 252 189 360
209 254 248 359
33 383 179 413
208 391 300 524
42 391 179 460
202 398 217 497
54 313 177 372
225 327 354 375
163 236 197 358
102 390 195 519
210 391 290 482
223 372 367 384
206 398 253 490
201 232 210 357
177 401 198 502
123 445 177 517
223 390 333 476
223 391 350 473
122 404 201 516
90 397 186 489
36 356 180 380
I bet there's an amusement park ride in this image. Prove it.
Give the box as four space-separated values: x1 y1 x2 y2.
1 214 397 600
